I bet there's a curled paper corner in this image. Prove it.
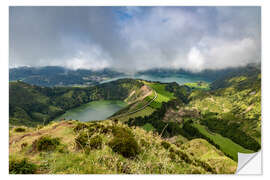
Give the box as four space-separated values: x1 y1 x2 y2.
236 151 262 175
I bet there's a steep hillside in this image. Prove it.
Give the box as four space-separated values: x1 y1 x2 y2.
111 81 177 122
187 65 261 146
9 120 236 174
125 66 261 161
9 79 144 126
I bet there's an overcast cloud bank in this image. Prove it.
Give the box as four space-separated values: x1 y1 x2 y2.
10 7 261 73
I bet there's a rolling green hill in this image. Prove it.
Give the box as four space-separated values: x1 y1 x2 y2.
9 79 144 126
187 65 261 146
9 65 261 174
124 66 261 162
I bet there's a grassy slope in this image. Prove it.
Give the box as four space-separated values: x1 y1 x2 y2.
9 120 236 174
192 123 253 161
9 82 61 126
188 72 261 143
114 81 175 122
115 78 259 162
184 82 210 90
143 81 175 109
181 139 237 173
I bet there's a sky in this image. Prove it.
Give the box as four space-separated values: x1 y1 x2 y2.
9 6 261 73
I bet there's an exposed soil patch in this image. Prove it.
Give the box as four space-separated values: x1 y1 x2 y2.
126 85 152 104
163 108 201 123
9 121 74 145
138 85 152 100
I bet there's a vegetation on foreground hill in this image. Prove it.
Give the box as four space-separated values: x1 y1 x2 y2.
9 120 236 174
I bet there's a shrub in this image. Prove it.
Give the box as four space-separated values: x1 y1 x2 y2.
101 126 111 134
14 127 26 132
89 135 102 150
73 123 88 133
9 158 37 174
75 132 102 151
109 128 140 158
169 151 177 161
174 150 192 163
109 137 140 158
113 119 119 124
161 141 171 149
140 138 149 147
32 136 60 152
86 123 109 135
112 126 133 138
75 132 89 149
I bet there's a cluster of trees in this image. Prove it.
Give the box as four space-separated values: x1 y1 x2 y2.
181 120 235 160
200 114 260 151
165 82 192 103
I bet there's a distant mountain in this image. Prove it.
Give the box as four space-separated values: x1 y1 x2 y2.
137 63 261 81
10 64 260 87
9 66 124 87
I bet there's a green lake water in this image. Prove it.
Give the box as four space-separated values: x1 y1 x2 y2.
54 100 127 122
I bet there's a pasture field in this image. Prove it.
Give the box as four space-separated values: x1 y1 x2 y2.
192 123 253 161
143 82 175 109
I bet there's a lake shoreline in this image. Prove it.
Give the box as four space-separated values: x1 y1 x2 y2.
53 100 127 122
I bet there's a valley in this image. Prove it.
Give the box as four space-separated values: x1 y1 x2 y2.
9 6 261 175
9 65 261 174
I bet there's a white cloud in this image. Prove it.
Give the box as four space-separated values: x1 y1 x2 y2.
200 37 259 69
57 45 111 70
10 7 261 72
187 47 205 72
118 7 260 72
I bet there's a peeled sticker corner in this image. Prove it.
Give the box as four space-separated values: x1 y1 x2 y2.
235 151 262 175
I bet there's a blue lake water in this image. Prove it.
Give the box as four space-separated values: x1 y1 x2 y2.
100 74 210 85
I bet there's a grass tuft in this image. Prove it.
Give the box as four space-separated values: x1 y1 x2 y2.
9 158 37 174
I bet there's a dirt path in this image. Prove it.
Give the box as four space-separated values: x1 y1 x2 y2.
9 121 74 145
